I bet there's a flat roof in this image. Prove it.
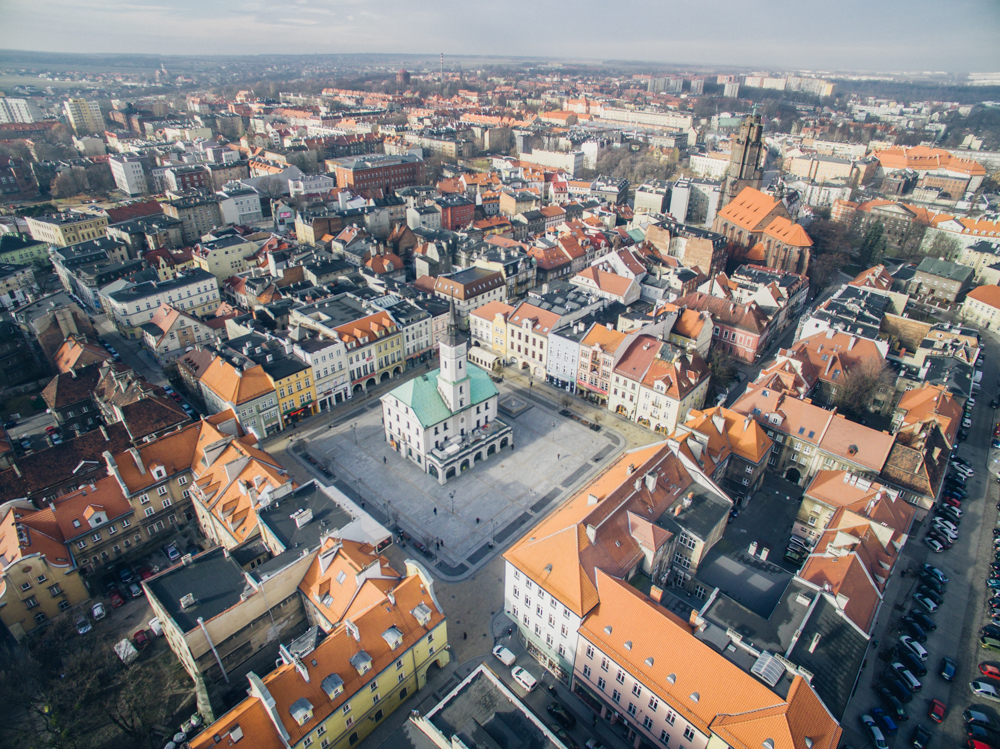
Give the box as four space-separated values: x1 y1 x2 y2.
144 547 248 633
256 483 354 556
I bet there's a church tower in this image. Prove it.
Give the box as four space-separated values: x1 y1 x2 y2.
437 299 469 412
722 112 765 206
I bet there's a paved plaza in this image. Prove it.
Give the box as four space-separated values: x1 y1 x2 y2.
302 383 623 579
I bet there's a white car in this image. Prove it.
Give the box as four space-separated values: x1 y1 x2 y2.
964 418 973 429
492 645 516 666
511 665 537 692
972 681 1000 702
914 595 939 614
954 464 974 478
899 635 928 661
931 519 958 540
91 601 106 620
860 715 888 749
924 537 945 553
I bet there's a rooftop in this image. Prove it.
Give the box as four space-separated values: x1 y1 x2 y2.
144 547 249 633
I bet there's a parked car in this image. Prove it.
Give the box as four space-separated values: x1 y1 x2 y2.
899 636 929 662
924 537 946 553
987 579 1000 590
74 613 91 635
914 595 938 613
927 531 953 549
980 663 1000 679
910 724 932 749
878 686 908 722
946 496 963 508
491 645 516 666
911 610 937 631
972 682 1000 702
899 650 927 677
901 618 927 643
860 715 888 749
872 708 898 736
118 566 134 584
891 662 922 692
91 601 106 620
137 564 153 580
916 586 943 606
919 575 946 594
968 725 998 743
127 582 142 599
929 699 947 723
110 590 124 608
965 709 997 729
546 702 576 729
921 565 949 584
132 629 149 649
942 658 958 682
165 543 181 562
954 456 972 468
886 678 913 703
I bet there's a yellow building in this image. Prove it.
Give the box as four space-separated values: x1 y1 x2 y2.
26 212 108 247
189 561 448 749
333 310 404 396
0 503 91 640
191 236 258 281
0 233 50 265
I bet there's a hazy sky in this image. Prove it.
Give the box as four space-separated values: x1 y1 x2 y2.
4 0 1000 72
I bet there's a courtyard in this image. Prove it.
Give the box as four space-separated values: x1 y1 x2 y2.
300 383 623 580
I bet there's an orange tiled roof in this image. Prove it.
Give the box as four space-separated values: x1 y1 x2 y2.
469 300 514 321
716 187 782 232
895 384 962 446
966 285 1000 309
199 357 275 405
873 145 986 176
762 216 813 247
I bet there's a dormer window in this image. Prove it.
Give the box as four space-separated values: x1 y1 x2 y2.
152 466 166 480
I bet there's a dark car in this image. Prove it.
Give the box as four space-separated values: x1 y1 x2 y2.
942 658 958 682
984 624 1000 638
899 650 927 678
878 687 909 722
919 574 946 594
901 617 927 643
102 573 118 592
3 419 16 429
549 726 578 749
927 531 953 549
118 566 134 584
911 610 937 632
911 724 932 749
916 587 943 606
967 725 997 743
546 702 576 729
887 678 913 703
873 708 899 736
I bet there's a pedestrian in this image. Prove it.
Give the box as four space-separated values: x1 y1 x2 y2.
557 453 560 459
463 631 467 640
383 456 387 464
433 507 437 515
476 517 480 524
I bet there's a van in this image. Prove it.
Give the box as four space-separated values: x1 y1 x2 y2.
511 666 537 692
148 618 163 637
492 645 516 666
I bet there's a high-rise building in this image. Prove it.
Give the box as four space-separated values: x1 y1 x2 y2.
0 97 42 123
108 155 148 197
690 78 705 95
722 112 765 206
63 98 104 135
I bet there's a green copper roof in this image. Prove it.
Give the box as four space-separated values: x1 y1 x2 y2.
386 364 498 428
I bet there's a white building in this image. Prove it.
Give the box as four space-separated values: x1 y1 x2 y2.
523 149 584 177
109 155 148 197
217 183 263 224
288 174 335 198
381 305 512 484
0 98 42 123
292 334 350 410
103 268 219 339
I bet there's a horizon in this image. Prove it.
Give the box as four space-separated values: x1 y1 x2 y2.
5 0 1000 74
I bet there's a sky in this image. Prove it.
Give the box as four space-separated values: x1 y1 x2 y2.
4 0 1000 73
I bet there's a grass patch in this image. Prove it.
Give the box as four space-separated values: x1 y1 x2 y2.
1 393 46 421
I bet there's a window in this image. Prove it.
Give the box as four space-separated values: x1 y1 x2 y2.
665 710 676 725
48 584 62 597
157 486 168 496
145 508 155 517
342 703 352 715
601 657 609 672
513 586 519 598
612 689 621 704
546 634 553 647
684 727 696 741
34 612 47 624
583 665 591 678
586 645 595 659
36 574 47 583
536 605 543 617
178 476 188 485
19 582 31 591
92 532 101 542
24 596 38 609
649 697 659 712
632 683 642 698
122 518 130 527
372 693 380 705
77 540 86 549
597 677 606 690
108 524 117 534
162 499 172 508
370 680 379 692
660 730 670 745
139 494 150 504
548 614 555 627
616 669 625 684
560 624 568 637
396 659 403 670
58 600 71 611
534 624 541 636
627 702 637 717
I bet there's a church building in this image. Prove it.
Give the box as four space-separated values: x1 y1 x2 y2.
380 304 513 483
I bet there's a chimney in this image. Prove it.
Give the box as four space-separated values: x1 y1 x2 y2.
129 447 145 474
99 425 109 441
848 336 857 351
644 472 657 492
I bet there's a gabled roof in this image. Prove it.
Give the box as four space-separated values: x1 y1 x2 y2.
965 285 1000 310
895 384 962 447
469 300 514 321
716 187 783 232
763 216 813 248
41 364 102 410
53 335 110 374
199 357 275 405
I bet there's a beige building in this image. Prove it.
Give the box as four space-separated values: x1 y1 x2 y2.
192 235 258 280
188 560 448 749
27 212 108 247
163 194 225 245
63 98 104 135
962 285 1000 330
0 501 91 640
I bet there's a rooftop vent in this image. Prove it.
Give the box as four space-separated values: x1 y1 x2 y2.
604 625 613 635
179 593 195 609
667 673 676 684
644 657 654 667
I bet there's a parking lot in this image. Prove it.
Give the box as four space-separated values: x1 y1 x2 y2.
838 338 1000 749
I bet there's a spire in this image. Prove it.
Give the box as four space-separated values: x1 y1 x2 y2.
444 294 460 347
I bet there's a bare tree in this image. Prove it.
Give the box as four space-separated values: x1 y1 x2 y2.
829 356 895 418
